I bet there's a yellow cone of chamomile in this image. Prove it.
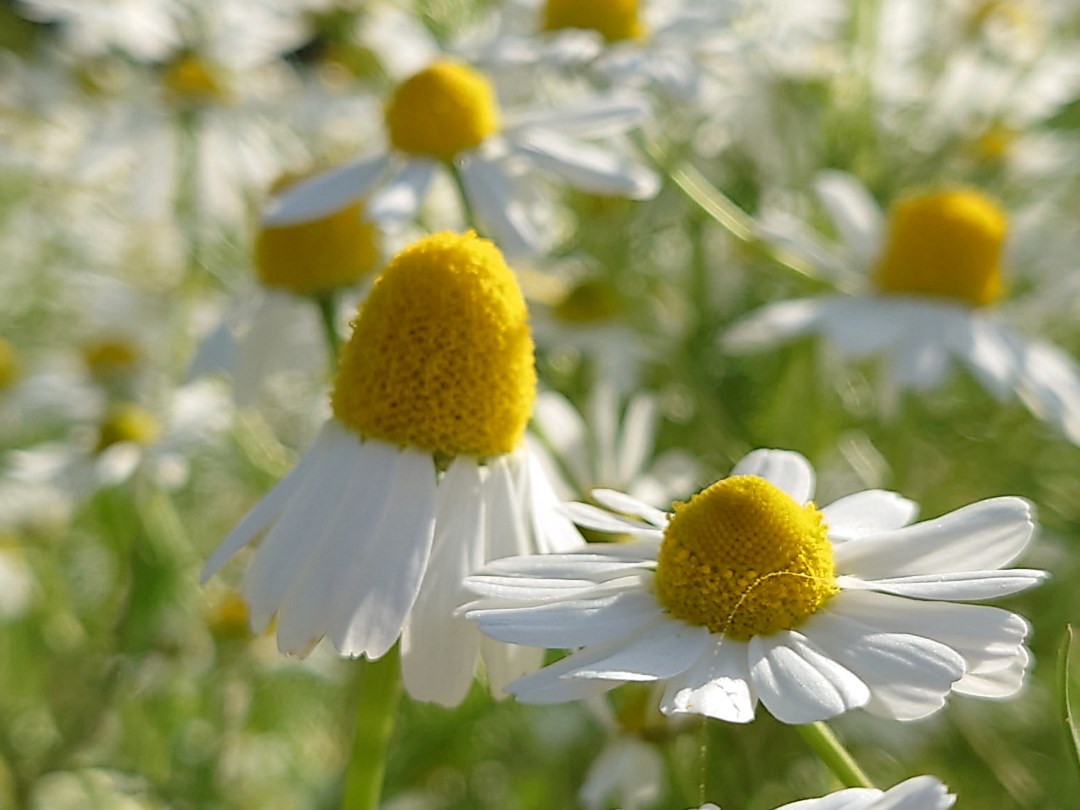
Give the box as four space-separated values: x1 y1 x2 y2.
202 232 583 706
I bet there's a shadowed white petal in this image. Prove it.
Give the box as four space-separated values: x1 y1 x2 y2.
801 612 965 720
333 446 437 659
953 645 1029 697
532 390 590 488
815 298 927 359
1014 334 1080 445
721 298 833 354
476 540 661 574
506 639 629 704
569 618 711 681
814 171 884 268
401 457 485 706
833 497 1036 578
870 776 955 810
731 449 815 504
750 631 869 723
579 737 664 810
504 96 649 138
262 154 390 226
777 787 881 809
459 155 545 258
821 490 919 542
591 489 669 528
660 639 758 723
202 422 333 581
509 129 660 199
485 455 530 560
889 334 951 391
616 393 658 486
522 446 586 553
838 569 1048 601
564 501 666 537
367 159 437 225
961 315 1020 400
481 635 545 697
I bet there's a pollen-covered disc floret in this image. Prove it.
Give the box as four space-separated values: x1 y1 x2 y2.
873 189 1007 306
543 0 644 42
331 231 535 459
255 177 380 296
384 61 499 162
654 476 838 640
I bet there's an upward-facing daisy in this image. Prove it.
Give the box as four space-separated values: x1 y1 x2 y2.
463 449 1045 724
202 231 583 706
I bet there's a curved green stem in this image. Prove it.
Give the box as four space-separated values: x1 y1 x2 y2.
342 647 402 810
448 161 479 234
796 721 875 789
314 291 341 364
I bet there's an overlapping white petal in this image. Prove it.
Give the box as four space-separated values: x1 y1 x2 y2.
764 775 955 809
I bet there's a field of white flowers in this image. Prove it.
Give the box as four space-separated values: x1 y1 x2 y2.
3 1 1080 808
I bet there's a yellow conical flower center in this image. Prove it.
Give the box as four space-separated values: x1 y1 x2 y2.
163 55 230 105
654 476 838 640
384 61 500 161
96 402 161 452
873 189 1007 306
0 338 20 391
255 176 381 296
552 279 623 324
543 0 645 42
332 231 536 459
82 339 141 380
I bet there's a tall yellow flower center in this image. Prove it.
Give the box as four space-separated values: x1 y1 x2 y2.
0 338 20 391
255 176 381 296
873 189 1007 306
332 232 535 459
384 61 500 162
96 403 161 452
163 55 230 105
543 0 645 42
654 476 838 640
82 339 141 380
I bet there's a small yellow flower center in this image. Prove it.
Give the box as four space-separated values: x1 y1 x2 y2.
332 232 536 459
552 279 623 324
206 592 254 641
384 61 500 161
163 55 230 105
96 402 161 452
0 338 20 391
255 175 381 296
873 189 1007 306
654 476 838 640
543 0 645 42
969 123 1015 163
82 339 142 380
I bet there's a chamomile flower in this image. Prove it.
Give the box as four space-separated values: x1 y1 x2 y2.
16 0 184 63
723 172 1080 443
202 231 583 706
264 58 659 258
463 448 1044 724
694 774 955 810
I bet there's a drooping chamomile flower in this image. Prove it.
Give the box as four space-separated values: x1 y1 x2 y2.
463 448 1044 724
723 171 1080 444
202 231 583 706
263 58 659 258
694 774 955 810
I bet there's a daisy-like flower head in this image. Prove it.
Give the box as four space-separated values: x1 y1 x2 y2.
694 774 955 810
202 231 583 706
264 58 658 258
463 448 1046 724
724 172 1080 443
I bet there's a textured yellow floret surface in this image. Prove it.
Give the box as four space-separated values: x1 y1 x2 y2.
873 189 1007 306
543 0 644 42
255 186 380 296
654 476 838 640
332 231 536 458
384 61 499 161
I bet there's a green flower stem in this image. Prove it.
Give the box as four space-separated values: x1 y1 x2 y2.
796 721 875 790
315 291 341 364
448 161 479 234
342 646 402 810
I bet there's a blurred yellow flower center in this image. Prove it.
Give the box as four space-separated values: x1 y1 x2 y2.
384 61 500 161
163 55 230 104
0 338 20 390
255 176 380 296
873 190 1007 306
96 403 161 452
82 339 141 380
968 1 1031 35
969 123 1015 163
552 279 623 324
543 0 645 42
207 592 254 641
654 476 838 640
332 231 536 459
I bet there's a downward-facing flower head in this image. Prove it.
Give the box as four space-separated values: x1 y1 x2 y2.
203 231 582 706
463 448 1045 724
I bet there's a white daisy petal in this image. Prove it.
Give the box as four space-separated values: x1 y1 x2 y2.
837 569 1048 601
459 155 545 258
813 171 885 268
821 490 919 542
262 154 390 226
961 315 1020 401
777 788 882 810
532 390 591 489
590 489 669 528
481 636 545 697
833 496 1035 578
870 776 956 810
504 96 650 138
889 335 952 391
366 159 438 225
508 129 660 199
563 501 666 537
660 639 758 723
569 618 711 681
615 393 658 488
721 298 830 354
749 631 870 723
485 455 531 560
523 445 586 553
507 640 632 704
730 449 815 504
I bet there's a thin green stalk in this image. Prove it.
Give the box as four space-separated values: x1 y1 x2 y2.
796 721 875 790
315 291 341 364
342 647 402 810
448 161 479 233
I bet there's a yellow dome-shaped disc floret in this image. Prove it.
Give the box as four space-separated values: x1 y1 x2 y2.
255 176 381 296
96 402 161 452
163 54 230 105
0 338 20 391
332 231 536 459
543 0 645 43
873 189 1007 306
384 61 500 162
654 476 838 640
